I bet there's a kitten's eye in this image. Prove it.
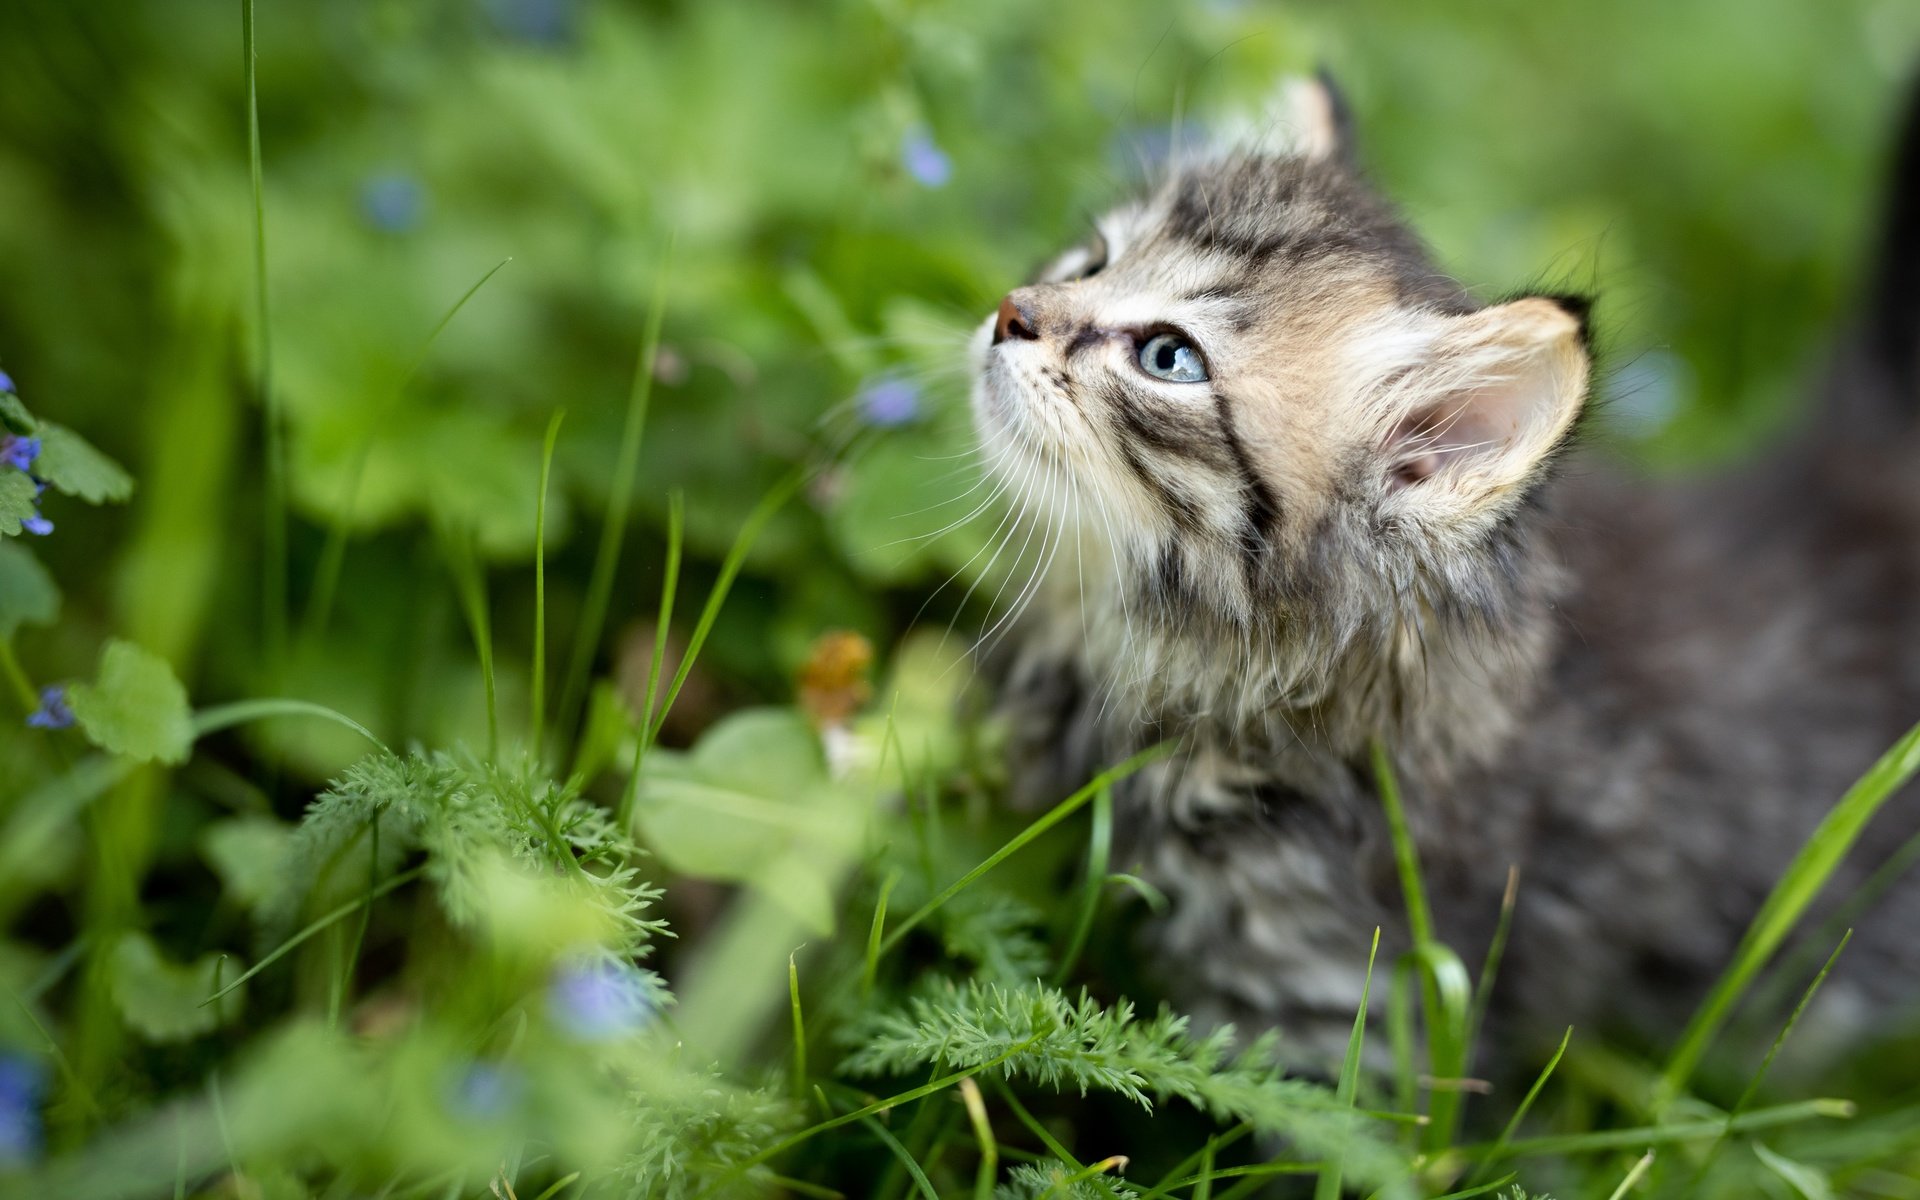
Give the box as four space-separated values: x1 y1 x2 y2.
1137 332 1209 383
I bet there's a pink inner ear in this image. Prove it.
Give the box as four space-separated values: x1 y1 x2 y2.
1385 398 1495 489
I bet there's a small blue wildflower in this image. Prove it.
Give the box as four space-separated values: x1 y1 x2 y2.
0 370 14 394
901 127 952 188
359 173 427 235
19 512 50 538
483 0 578 45
547 958 655 1041
26 685 72 730
0 436 37 473
446 1060 524 1122
0 1054 44 1167
858 376 921 428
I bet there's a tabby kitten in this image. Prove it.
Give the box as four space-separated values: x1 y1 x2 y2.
971 76 1920 1059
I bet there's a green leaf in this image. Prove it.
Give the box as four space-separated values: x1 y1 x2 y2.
35 422 134 503
0 470 38 537
68 639 194 764
0 539 59 638
108 932 245 1042
638 707 860 933
200 816 294 911
0 391 33 433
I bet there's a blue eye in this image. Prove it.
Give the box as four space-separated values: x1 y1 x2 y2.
1137 332 1208 383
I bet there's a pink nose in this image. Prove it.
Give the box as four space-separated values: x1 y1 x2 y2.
993 294 1038 345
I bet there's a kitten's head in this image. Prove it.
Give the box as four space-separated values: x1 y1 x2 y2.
970 76 1591 648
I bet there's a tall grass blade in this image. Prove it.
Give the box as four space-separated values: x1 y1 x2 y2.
1317 926 1382 1200
302 258 514 648
441 525 498 761
616 489 682 832
556 247 673 753
1051 783 1113 985
531 408 566 757
877 743 1170 958
1701 930 1851 1175
1658 718 1920 1107
1470 1026 1572 1185
240 0 285 674
1372 739 1471 1150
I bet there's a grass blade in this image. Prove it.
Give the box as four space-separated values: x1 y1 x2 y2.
1464 1097 1852 1162
959 1078 996 1200
1470 1026 1571 1185
530 408 566 757
241 0 285 674
1701 930 1851 1175
556 247 673 753
789 952 808 1103
877 743 1171 958
1051 783 1113 986
202 866 426 1005
1317 927 1382 1200
1658 718 1920 1107
1373 740 1471 1150
616 489 683 832
441 525 498 761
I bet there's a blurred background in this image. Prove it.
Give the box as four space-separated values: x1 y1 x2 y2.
5 0 1920 1191
3 0 1917 777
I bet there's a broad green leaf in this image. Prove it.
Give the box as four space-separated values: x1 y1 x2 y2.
69 639 194 764
0 470 38 537
638 707 861 934
109 932 245 1042
200 816 294 911
36 422 134 503
0 539 59 637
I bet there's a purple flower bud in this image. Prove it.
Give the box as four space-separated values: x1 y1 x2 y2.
0 436 38 473
0 371 14 394
19 512 50 538
858 377 921 428
901 128 952 189
26 685 72 730
0 1054 44 1166
359 173 427 235
546 958 657 1041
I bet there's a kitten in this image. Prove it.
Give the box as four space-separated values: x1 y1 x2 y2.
970 75 1920 1062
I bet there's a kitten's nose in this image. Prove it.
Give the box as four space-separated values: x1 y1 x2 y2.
993 293 1039 345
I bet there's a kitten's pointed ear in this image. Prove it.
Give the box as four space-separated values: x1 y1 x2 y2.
1381 297 1591 521
1212 70 1354 164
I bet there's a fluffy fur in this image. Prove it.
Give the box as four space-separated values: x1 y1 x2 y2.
970 77 1920 1062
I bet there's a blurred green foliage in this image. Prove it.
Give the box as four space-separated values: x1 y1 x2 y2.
3 0 1920 1196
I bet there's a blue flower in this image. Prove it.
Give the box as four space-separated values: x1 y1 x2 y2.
26 685 72 730
483 0 578 45
858 376 921 428
0 436 37 473
446 1060 524 1122
359 173 427 235
0 371 14 394
901 128 952 188
0 1054 44 1166
546 958 656 1041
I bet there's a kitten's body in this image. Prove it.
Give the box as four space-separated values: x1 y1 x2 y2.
974 80 1920 1059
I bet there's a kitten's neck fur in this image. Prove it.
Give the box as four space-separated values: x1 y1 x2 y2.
1019 493 1569 781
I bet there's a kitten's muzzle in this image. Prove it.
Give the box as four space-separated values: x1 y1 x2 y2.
992 292 1040 345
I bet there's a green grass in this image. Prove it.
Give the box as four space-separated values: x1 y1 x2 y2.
3 0 1920 1196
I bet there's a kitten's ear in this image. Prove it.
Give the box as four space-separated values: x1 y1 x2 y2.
1211 70 1353 164
1381 297 1591 520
